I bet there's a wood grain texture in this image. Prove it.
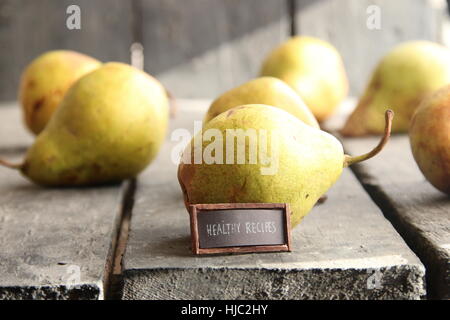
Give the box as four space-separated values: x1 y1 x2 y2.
0 0 133 101
121 99 425 300
342 135 450 299
0 104 125 299
141 0 290 98
294 0 442 95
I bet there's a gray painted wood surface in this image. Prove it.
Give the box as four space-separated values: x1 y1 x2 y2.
0 105 125 299
0 0 133 101
142 0 290 99
294 0 443 96
342 135 450 300
121 99 425 300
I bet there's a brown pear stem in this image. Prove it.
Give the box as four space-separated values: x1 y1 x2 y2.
166 88 177 118
343 109 394 167
0 158 22 170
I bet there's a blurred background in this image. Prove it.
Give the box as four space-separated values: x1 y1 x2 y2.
0 0 448 102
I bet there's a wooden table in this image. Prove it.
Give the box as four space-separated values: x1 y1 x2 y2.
0 100 448 299
0 103 127 299
325 99 450 300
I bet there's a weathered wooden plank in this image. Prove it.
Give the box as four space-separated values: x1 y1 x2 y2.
342 135 450 299
294 0 442 95
121 99 425 300
141 0 290 99
0 0 134 102
0 104 125 299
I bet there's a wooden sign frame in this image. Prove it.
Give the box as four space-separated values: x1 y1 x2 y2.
189 203 292 255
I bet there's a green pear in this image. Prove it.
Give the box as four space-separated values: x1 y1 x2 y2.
0 62 169 186
19 50 101 135
178 105 392 227
409 85 450 195
342 41 450 136
260 36 348 122
203 77 319 128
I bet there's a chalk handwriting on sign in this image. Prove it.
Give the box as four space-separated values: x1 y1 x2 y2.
189 204 291 254
205 221 277 237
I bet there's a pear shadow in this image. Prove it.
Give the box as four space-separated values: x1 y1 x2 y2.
145 234 283 258
411 191 450 208
172 190 185 203
7 180 122 193
0 145 29 156
140 234 193 258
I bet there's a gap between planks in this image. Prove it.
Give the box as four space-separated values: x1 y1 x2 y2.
104 179 137 300
348 163 447 300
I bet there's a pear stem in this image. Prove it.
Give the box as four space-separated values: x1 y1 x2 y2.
0 158 22 170
166 88 177 118
343 109 394 167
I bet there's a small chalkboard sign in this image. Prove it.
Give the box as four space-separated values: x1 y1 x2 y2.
189 203 292 255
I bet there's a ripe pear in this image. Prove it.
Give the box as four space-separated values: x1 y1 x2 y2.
342 41 450 136
409 85 450 195
0 62 169 186
260 36 348 122
19 50 101 135
178 105 392 227
203 77 319 128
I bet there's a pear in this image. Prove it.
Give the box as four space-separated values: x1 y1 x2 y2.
19 50 101 135
203 77 319 128
342 41 450 136
409 85 450 195
178 105 392 227
0 62 169 186
260 36 348 122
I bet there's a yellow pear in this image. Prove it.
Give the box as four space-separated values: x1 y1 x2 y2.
19 50 101 135
1 63 169 186
178 105 392 228
409 85 450 195
203 77 319 128
260 36 348 122
342 41 450 136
